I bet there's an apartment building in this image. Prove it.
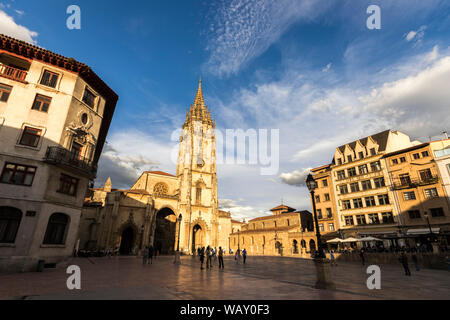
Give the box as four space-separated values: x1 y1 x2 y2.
329 130 417 245
0 34 118 272
384 141 450 244
430 138 450 210
310 164 339 235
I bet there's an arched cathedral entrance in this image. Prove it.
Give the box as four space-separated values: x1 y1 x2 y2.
119 227 135 255
192 224 205 253
154 207 177 254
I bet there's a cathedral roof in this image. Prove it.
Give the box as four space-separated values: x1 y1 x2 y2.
184 78 214 126
144 170 176 177
269 204 296 212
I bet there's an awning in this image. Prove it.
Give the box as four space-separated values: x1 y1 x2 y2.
326 238 343 243
406 228 440 235
358 231 398 236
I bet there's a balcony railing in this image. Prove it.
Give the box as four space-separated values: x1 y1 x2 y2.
44 146 97 177
0 63 27 82
391 176 439 190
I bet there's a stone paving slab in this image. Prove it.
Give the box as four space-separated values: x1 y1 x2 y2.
0 255 448 300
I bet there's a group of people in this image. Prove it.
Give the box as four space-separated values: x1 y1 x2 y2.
142 245 156 265
197 246 225 270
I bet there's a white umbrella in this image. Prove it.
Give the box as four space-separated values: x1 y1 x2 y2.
326 238 343 243
342 237 360 243
359 236 382 241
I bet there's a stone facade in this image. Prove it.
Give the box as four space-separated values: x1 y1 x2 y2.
78 81 233 255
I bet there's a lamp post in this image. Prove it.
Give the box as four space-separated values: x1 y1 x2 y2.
237 230 240 251
305 173 335 290
174 213 182 264
424 211 433 235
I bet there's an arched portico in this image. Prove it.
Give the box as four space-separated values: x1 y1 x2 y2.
154 207 177 254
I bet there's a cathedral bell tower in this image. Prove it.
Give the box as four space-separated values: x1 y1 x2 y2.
176 79 219 253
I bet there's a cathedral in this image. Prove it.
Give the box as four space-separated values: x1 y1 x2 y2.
78 80 233 255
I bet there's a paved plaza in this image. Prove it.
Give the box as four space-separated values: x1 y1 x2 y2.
0 255 449 300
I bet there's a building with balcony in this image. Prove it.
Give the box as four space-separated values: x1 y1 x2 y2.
383 141 450 242
0 34 118 272
430 137 450 211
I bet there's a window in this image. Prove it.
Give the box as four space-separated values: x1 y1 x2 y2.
339 185 348 194
317 209 322 219
368 213 380 224
348 167 357 177
422 151 429 157
82 87 96 108
0 83 12 102
399 174 411 186
403 191 416 201
315 195 320 203
361 180 372 191
365 196 376 207
345 216 354 226
40 70 59 88
319 224 324 232
413 153 420 160
326 208 332 218
337 170 346 180
419 169 433 182
353 198 363 208
370 161 381 172
358 151 364 159
70 142 83 161
381 212 394 224
19 126 42 147
399 157 406 163
356 214 366 225
337 158 342 165
286 219 290 226
378 194 390 205
430 208 445 217
408 210 421 219
322 179 328 187
350 182 359 193
342 200 351 210
347 155 352 163
374 177 385 188
43 213 69 245
424 188 438 199
328 223 335 231
57 174 79 196
0 206 22 243
324 193 330 201
0 163 36 186
31 94 51 112
392 159 398 165
370 148 376 156
196 187 202 203
358 164 368 175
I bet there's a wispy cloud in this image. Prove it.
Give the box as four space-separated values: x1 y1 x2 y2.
0 9 37 44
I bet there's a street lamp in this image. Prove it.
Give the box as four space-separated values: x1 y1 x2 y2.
174 213 182 264
237 230 240 251
423 211 433 235
305 173 335 290
305 173 325 259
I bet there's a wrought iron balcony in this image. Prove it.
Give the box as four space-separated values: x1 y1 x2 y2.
44 146 97 178
0 63 27 82
391 176 439 190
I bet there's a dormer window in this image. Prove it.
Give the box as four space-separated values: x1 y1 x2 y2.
40 70 59 88
347 155 352 162
370 148 376 156
337 158 342 165
82 87 96 108
358 151 364 159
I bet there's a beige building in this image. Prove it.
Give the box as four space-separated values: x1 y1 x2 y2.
79 81 233 255
0 34 118 272
229 205 316 256
430 137 450 211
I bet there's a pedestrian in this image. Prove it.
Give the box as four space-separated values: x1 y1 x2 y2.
199 247 205 270
148 245 154 264
359 248 365 266
399 252 411 276
218 246 224 269
330 250 337 266
411 253 419 271
206 246 212 269
235 249 241 264
242 248 247 264
213 247 218 264
143 246 148 265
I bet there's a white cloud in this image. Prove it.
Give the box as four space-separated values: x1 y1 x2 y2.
404 25 426 45
14 10 24 16
0 10 37 44
322 63 332 72
279 168 312 186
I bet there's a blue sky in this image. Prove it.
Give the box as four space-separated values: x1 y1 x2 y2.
1 0 449 220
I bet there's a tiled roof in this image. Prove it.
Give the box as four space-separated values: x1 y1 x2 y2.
145 171 176 177
249 211 299 222
232 225 298 234
382 142 429 158
269 204 296 212
337 129 391 153
231 219 243 224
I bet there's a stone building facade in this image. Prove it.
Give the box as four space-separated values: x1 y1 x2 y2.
0 34 118 272
78 81 233 255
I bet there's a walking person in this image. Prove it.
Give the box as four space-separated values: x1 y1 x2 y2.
411 253 420 271
218 246 224 269
359 248 366 266
199 247 205 270
148 245 154 264
242 248 247 264
142 246 149 265
399 252 411 276
235 249 241 264
206 246 212 269
330 250 337 266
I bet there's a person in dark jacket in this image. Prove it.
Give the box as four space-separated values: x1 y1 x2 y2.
399 252 411 276
359 248 366 266
148 245 154 264
218 247 224 269
411 253 419 271
199 247 205 270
